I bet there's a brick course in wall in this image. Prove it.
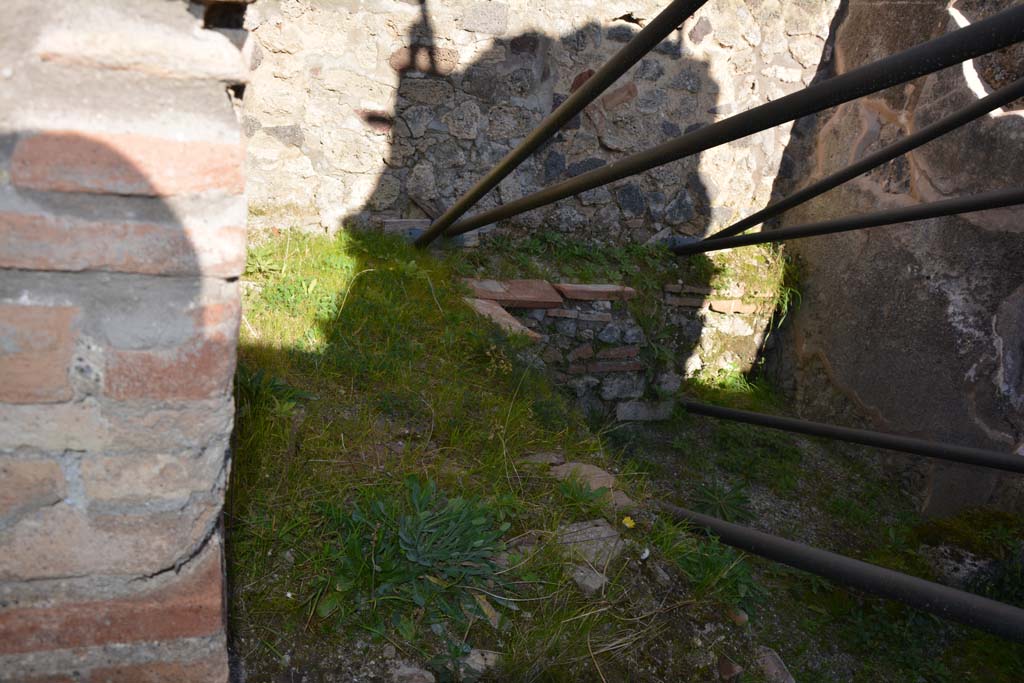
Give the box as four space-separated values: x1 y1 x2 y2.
465 276 774 420
0 1 248 680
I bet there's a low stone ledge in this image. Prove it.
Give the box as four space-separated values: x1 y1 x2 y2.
463 278 563 308
709 299 758 315
554 283 637 301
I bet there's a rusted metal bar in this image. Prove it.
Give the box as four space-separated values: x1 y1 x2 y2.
669 188 1024 255
441 5 1024 237
412 0 710 248
679 399 1024 474
658 502 1024 642
707 76 1024 241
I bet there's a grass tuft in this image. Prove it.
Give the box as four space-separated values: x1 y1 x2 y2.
312 477 511 642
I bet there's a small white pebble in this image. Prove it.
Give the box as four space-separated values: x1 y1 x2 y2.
639 547 651 561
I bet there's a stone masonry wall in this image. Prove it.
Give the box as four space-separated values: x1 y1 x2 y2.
465 278 775 421
0 1 248 680
242 0 838 242
766 0 1024 515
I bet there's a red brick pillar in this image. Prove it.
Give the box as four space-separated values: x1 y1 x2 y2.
0 2 248 680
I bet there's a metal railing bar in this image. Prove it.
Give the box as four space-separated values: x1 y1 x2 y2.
706 75 1024 241
440 4 1024 238
678 399 1024 474
412 0 711 248
669 187 1024 255
657 501 1024 642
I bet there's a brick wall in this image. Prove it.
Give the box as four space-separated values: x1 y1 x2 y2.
0 1 248 680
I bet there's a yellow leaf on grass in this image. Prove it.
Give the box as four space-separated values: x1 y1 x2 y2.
472 591 501 630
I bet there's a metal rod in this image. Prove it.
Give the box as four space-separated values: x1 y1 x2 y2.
412 0 710 248
707 76 1024 241
678 399 1024 473
657 502 1024 642
670 188 1024 254
442 5 1024 237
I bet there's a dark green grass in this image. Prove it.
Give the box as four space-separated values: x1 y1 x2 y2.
227 230 760 680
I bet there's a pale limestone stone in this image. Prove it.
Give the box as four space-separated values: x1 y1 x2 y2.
557 519 624 567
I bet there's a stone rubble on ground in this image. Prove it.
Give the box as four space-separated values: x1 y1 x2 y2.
571 564 609 596
464 297 540 341
717 655 744 681
520 450 566 465
391 661 436 683
754 646 796 683
459 648 500 681
725 605 749 627
549 461 635 510
557 518 624 568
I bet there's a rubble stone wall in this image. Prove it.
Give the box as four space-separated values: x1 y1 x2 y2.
242 0 839 241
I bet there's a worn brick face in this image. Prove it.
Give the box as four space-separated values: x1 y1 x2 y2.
11 131 244 196
0 543 223 655
104 308 238 401
0 499 221 581
1 211 245 278
82 451 218 503
0 305 78 403
4 0 243 677
0 458 65 521
84 653 229 683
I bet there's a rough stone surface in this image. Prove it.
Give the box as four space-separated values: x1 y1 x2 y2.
389 45 459 75
391 662 436 683
0 305 77 404
558 519 624 567
555 283 636 301
460 2 509 35
616 400 675 422
242 0 837 236
600 373 645 401
460 649 499 680
464 298 541 341
753 646 795 683
709 299 757 315
765 0 1024 514
571 565 608 596
718 655 744 681
0 458 65 523
550 462 616 490
521 451 565 466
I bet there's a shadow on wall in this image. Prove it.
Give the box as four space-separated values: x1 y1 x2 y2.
353 0 715 245
0 129 238 679
761 0 1024 515
349 0 730 424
